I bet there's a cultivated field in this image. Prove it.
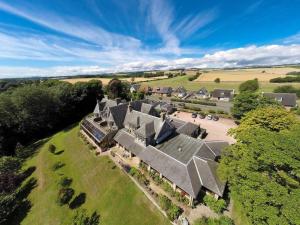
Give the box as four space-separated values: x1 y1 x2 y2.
142 67 300 93
15 124 170 225
62 76 168 85
196 67 300 82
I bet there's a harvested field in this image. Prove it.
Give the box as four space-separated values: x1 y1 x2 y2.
196 67 300 82
61 76 168 84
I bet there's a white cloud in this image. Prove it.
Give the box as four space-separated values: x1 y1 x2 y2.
1 44 300 78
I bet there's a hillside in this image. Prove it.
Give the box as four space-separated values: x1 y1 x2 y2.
11 124 170 225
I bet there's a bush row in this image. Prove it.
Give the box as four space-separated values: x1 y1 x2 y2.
171 98 217 106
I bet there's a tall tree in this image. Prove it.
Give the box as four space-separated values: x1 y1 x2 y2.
219 107 300 225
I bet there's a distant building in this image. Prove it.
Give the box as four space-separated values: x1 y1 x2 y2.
211 89 234 101
194 87 210 99
263 93 297 107
152 87 173 97
173 86 187 98
130 84 141 93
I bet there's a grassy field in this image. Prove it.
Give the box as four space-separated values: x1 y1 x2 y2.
141 74 300 93
62 76 168 84
14 124 170 225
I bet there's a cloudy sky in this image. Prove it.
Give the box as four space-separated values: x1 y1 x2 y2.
0 0 300 78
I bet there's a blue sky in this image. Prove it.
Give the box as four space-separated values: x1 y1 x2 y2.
0 0 300 77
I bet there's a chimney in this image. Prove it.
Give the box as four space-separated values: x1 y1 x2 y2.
128 102 133 112
160 112 166 121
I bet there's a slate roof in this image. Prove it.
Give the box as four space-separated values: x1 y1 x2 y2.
197 87 209 95
124 110 175 141
135 121 156 138
193 157 225 196
176 122 199 137
211 89 234 99
136 135 227 198
263 93 297 107
114 129 146 156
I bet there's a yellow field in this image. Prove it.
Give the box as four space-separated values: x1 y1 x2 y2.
62 76 168 84
196 67 300 82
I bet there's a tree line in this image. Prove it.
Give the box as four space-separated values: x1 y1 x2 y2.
0 79 104 156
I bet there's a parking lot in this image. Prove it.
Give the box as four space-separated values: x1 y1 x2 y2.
170 111 237 144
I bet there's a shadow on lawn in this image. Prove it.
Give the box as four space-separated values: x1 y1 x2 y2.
54 150 65 155
69 192 86 209
5 177 38 225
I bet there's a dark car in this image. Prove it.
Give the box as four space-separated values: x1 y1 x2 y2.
212 115 219 121
192 113 197 118
199 113 205 119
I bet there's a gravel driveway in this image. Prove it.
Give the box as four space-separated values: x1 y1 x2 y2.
170 111 237 144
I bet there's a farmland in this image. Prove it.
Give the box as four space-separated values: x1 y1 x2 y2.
61 76 168 84
141 67 300 93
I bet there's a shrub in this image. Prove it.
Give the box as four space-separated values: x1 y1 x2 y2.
208 109 216 114
158 195 172 211
194 216 234 225
203 195 226 213
52 162 65 171
59 176 73 187
162 182 173 193
129 167 138 177
188 73 201 81
214 78 220 83
57 188 75 205
167 204 181 221
48 144 56 154
239 78 259 92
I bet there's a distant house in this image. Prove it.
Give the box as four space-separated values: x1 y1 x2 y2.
263 93 297 107
152 87 173 97
194 87 210 99
211 89 234 101
173 86 187 98
130 84 141 93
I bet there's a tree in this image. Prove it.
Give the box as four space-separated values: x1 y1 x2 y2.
0 192 20 224
231 106 297 138
0 80 103 156
239 78 259 92
274 85 300 97
72 209 100 225
231 92 276 119
106 78 129 100
0 156 21 173
219 110 300 225
57 188 74 205
214 78 220 83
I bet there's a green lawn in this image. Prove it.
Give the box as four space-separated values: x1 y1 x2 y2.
141 75 300 93
15 124 170 225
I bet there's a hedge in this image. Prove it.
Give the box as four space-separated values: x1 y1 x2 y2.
171 98 217 106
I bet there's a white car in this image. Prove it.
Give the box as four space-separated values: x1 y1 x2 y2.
207 114 212 120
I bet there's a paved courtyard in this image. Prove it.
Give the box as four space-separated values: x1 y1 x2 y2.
170 111 237 144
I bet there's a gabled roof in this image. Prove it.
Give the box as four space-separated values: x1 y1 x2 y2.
109 104 129 128
197 87 209 95
140 103 155 115
135 121 156 138
176 122 199 137
114 129 145 156
211 89 234 98
124 110 174 141
263 93 297 107
193 157 226 196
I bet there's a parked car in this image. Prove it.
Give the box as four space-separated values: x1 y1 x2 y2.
192 113 197 118
212 115 219 121
199 113 205 119
207 114 212 120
